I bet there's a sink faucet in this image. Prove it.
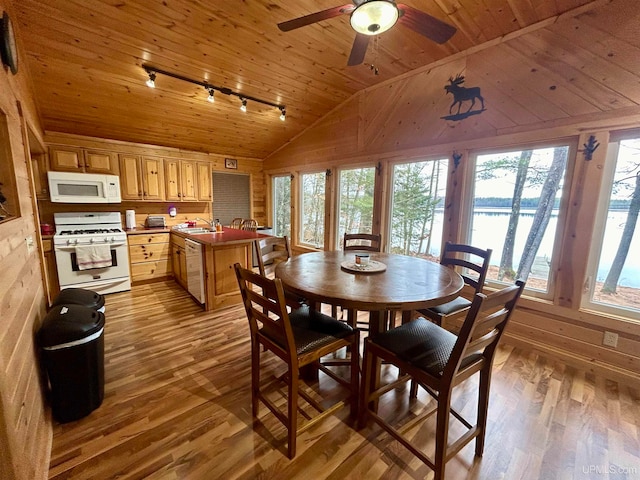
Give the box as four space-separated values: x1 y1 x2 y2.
195 217 214 227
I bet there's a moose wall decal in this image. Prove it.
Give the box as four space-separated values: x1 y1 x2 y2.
441 74 486 121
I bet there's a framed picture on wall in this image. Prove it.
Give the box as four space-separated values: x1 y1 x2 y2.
225 158 237 169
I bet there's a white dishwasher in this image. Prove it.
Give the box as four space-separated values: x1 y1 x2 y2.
185 239 205 304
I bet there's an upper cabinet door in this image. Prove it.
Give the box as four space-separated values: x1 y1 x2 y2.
197 162 212 201
49 147 83 171
180 160 198 201
142 156 165 201
164 159 181 201
50 147 118 174
84 150 118 174
119 154 143 200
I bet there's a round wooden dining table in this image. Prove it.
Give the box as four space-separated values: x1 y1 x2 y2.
275 251 464 337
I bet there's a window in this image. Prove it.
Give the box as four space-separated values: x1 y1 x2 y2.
583 136 640 317
389 159 448 258
272 175 291 237
300 172 325 248
337 167 375 249
467 145 570 294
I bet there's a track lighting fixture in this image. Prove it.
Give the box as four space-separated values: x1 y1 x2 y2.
142 64 285 119
145 70 156 88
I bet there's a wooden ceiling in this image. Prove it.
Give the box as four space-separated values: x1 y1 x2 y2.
14 0 596 159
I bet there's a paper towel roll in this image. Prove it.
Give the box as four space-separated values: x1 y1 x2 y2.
125 210 136 229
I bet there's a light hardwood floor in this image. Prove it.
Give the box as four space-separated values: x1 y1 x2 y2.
48 281 640 479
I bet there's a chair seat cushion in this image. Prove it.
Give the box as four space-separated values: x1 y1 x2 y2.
285 305 354 355
426 296 472 316
372 318 457 376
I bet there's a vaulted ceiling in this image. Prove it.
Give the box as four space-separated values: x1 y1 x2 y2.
14 0 596 159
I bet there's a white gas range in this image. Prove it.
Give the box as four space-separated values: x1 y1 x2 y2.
53 212 131 295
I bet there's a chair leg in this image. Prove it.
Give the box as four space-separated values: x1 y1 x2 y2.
434 391 452 480
251 341 260 417
475 365 492 456
350 332 360 418
287 367 299 459
358 341 374 429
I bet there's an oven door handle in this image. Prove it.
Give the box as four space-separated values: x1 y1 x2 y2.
54 242 127 251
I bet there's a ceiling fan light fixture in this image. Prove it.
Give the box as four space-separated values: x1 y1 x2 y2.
350 1 399 36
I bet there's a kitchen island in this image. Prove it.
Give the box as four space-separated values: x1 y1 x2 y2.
170 227 270 311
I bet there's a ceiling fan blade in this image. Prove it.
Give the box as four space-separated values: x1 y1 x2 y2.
396 4 456 44
277 4 355 32
347 34 370 66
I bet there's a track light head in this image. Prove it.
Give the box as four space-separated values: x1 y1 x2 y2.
279 107 286 121
207 87 215 103
145 70 156 88
240 98 247 112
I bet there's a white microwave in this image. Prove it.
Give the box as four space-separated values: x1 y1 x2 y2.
48 171 122 204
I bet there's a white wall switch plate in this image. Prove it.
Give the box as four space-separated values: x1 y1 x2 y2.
603 331 619 348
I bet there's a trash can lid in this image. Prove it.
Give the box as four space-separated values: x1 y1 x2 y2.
52 288 105 310
39 305 105 348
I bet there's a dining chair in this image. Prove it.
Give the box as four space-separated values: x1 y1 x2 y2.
241 218 258 231
234 264 360 459
336 232 383 328
230 217 243 229
415 242 492 330
359 280 525 480
254 236 291 278
343 232 382 252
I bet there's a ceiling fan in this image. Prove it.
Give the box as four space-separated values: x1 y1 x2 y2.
277 0 457 66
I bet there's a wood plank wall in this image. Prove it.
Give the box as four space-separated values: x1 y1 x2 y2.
264 0 640 385
0 1 51 479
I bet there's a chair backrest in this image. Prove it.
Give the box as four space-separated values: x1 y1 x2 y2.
234 263 297 362
255 236 291 277
445 280 525 380
440 242 492 294
230 218 243 229
343 233 382 252
241 219 258 231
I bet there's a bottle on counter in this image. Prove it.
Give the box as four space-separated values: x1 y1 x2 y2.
215 219 222 232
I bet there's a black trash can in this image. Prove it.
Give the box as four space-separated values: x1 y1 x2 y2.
52 288 106 313
39 304 106 423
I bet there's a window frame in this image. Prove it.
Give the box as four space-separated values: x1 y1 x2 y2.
335 164 378 250
581 133 640 320
298 170 327 249
386 156 450 259
271 174 292 238
462 140 576 299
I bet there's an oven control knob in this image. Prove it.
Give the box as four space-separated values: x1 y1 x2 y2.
90 238 95 244
103 237 109 243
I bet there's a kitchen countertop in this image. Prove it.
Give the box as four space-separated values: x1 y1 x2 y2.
171 227 270 246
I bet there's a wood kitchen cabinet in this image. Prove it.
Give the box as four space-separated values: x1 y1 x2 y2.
31 152 50 200
197 162 212 201
165 159 197 202
119 154 165 201
128 233 172 284
49 146 119 174
170 234 187 288
43 238 60 303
